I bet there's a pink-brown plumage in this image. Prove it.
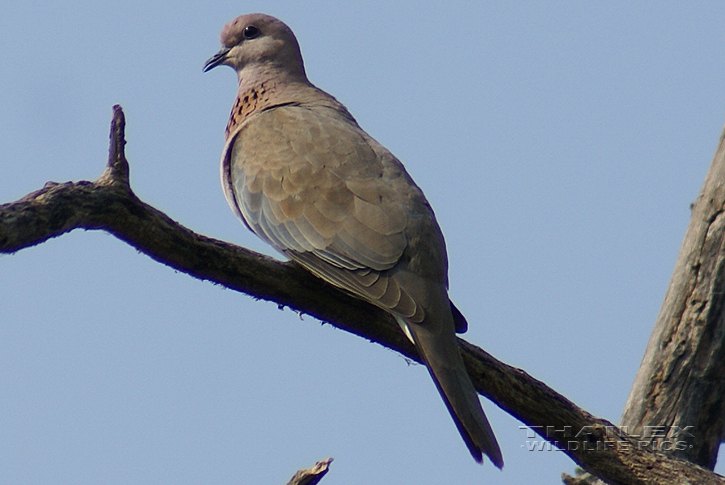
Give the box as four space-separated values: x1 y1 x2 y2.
205 12 502 467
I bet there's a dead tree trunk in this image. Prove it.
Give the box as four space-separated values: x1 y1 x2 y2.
617 125 725 470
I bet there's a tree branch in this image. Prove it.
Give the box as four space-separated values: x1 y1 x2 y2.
285 458 333 485
1 106 723 485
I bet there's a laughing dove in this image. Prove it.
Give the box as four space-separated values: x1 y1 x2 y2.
204 13 502 467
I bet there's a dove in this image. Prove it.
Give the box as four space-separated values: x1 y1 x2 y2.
204 13 502 467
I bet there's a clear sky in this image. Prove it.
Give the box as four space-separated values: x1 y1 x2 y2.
2 2 725 484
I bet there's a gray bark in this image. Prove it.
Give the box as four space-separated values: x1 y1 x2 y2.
285 458 333 485
619 125 725 470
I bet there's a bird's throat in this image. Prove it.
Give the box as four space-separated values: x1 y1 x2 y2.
225 83 277 140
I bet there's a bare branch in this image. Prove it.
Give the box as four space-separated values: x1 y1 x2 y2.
98 105 130 187
285 458 333 485
1 106 723 485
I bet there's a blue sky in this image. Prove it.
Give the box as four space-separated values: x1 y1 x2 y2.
2 2 725 483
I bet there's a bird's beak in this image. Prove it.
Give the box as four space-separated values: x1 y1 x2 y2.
203 47 231 72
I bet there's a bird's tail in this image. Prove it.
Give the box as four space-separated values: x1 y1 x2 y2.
403 311 503 468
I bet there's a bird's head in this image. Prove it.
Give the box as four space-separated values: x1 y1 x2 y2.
204 13 307 84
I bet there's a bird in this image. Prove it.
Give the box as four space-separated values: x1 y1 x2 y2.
204 13 503 467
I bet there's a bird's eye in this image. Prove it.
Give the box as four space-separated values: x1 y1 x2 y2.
243 25 260 39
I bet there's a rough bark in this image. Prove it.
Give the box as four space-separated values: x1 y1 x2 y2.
617 124 725 471
285 458 333 485
2 106 725 485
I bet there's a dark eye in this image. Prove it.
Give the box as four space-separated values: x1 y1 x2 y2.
243 25 260 39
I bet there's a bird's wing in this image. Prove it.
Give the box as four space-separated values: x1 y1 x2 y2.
222 104 434 321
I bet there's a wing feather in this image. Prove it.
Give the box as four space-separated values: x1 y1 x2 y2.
225 104 436 322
